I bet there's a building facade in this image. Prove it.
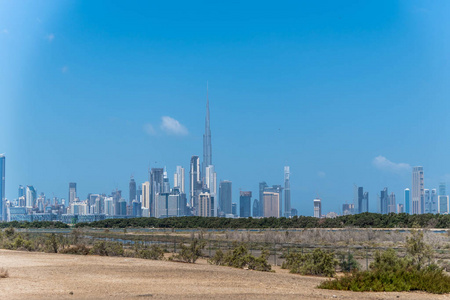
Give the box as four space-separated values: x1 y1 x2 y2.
412 166 424 214
284 166 291 218
239 191 252 218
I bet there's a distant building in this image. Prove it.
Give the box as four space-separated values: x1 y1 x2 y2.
290 208 298 216
284 166 291 217
150 168 164 217
357 187 368 213
412 166 424 214
104 197 114 215
313 198 321 218
342 203 354 215
26 186 36 208
438 183 448 214
388 192 396 214
219 180 232 215
326 212 338 218
190 156 202 211
404 188 410 214
198 192 215 217
263 185 283 217
69 182 77 205
239 191 252 218
258 182 268 217
142 182 150 217
129 177 136 205
431 189 438 214
397 203 404 214
263 192 280 218
174 166 185 194
252 199 260 217
232 203 237 216
379 187 389 214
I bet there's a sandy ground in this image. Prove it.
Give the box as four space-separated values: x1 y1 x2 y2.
0 249 448 300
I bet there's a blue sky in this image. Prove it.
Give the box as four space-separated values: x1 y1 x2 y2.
1 1 450 215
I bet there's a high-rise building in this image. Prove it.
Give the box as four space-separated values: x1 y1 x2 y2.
284 166 291 218
26 185 36 208
18 185 25 200
258 182 268 217
239 191 252 218
313 198 321 218
412 166 424 214
174 166 185 194
112 189 122 216
342 203 354 215
163 169 170 194
0 154 4 221
379 187 389 214
263 192 280 218
189 156 202 210
404 188 410 214
252 199 259 217
357 187 369 213
198 192 215 217
104 197 114 216
202 85 212 178
219 180 232 215
423 189 438 214
68 182 77 205
231 203 237 216
264 185 283 217
129 177 136 205
388 192 396 213
438 183 448 214
205 165 217 194
397 203 404 214
142 181 150 217
150 168 164 217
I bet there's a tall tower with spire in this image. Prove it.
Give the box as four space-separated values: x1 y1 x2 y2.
202 83 212 178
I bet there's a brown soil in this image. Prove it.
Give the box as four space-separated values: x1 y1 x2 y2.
0 249 445 299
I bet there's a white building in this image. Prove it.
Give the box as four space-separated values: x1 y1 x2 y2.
313 198 321 218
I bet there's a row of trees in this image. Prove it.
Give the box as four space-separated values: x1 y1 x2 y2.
73 213 450 229
0 221 68 229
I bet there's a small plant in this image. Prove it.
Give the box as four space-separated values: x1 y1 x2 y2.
139 245 165 260
208 244 272 272
282 249 338 277
172 239 206 263
339 252 360 272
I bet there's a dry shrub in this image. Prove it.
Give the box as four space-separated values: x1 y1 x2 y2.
0 268 9 278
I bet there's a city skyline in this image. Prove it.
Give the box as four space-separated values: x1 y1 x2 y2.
2 1 450 215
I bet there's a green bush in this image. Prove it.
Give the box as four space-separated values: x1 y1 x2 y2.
138 245 165 260
90 241 124 256
208 244 272 272
171 239 206 263
281 249 338 277
59 245 90 255
339 252 360 272
319 231 450 294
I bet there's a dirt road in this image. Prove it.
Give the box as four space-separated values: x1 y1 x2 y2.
0 249 446 299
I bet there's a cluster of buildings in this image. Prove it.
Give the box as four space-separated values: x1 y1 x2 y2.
314 166 450 219
0 94 295 223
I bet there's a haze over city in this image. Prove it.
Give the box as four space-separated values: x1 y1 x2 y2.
2 1 450 215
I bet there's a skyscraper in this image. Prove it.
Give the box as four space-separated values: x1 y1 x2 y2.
357 187 368 213
26 185 36 208
219 180 232 215
189 156 202 211
198 192 214 217
129 177 136 205
313 198 321 218
438 183 448 214
258 182 268 217
412 166 424 214
379 187 389 214
150 168 164 217
388 192 396 214
404 188 410 214
0 154 4 221
284 166 291 218
174 166 185 194
142 181 150 216
239 191 252 218
69 183 77 205
252 199 259 217
205 165 217 195
263 192 280 218
202 85 212 178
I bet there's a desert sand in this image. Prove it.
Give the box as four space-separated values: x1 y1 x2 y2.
0 249 446 299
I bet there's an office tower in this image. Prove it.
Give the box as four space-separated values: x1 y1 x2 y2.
205 165 217 193
142 181 150 217
263 192 280 218
118 198 127 216
284 166 291 218
190 156 202 210
132 200 142 217
388 192 396 213
129 177 136 205
313 198 321 218
404 188 410 214
150 168 164 217
258 182 268 217
239 191 252 218
163 170 170 194
68 182 77 205
412 166 424 214
202 85 212 178
104 197 114 216
264 185 283 217
26 186 36 208
342 203 354 215
18 185 25 199
252 199 259 217
219 180 232 215
438 183 448 214
198 192 214 217
232 203 237 216
439 183 446 196
136 185 142 203
0 154 4 221
397 204 404 214
174 166 185 194
431 189 438 214
357 187 368 214
291 208 298 216
112 189 122 215
379 187 389 214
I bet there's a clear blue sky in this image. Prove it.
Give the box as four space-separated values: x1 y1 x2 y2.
1 1 450 215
